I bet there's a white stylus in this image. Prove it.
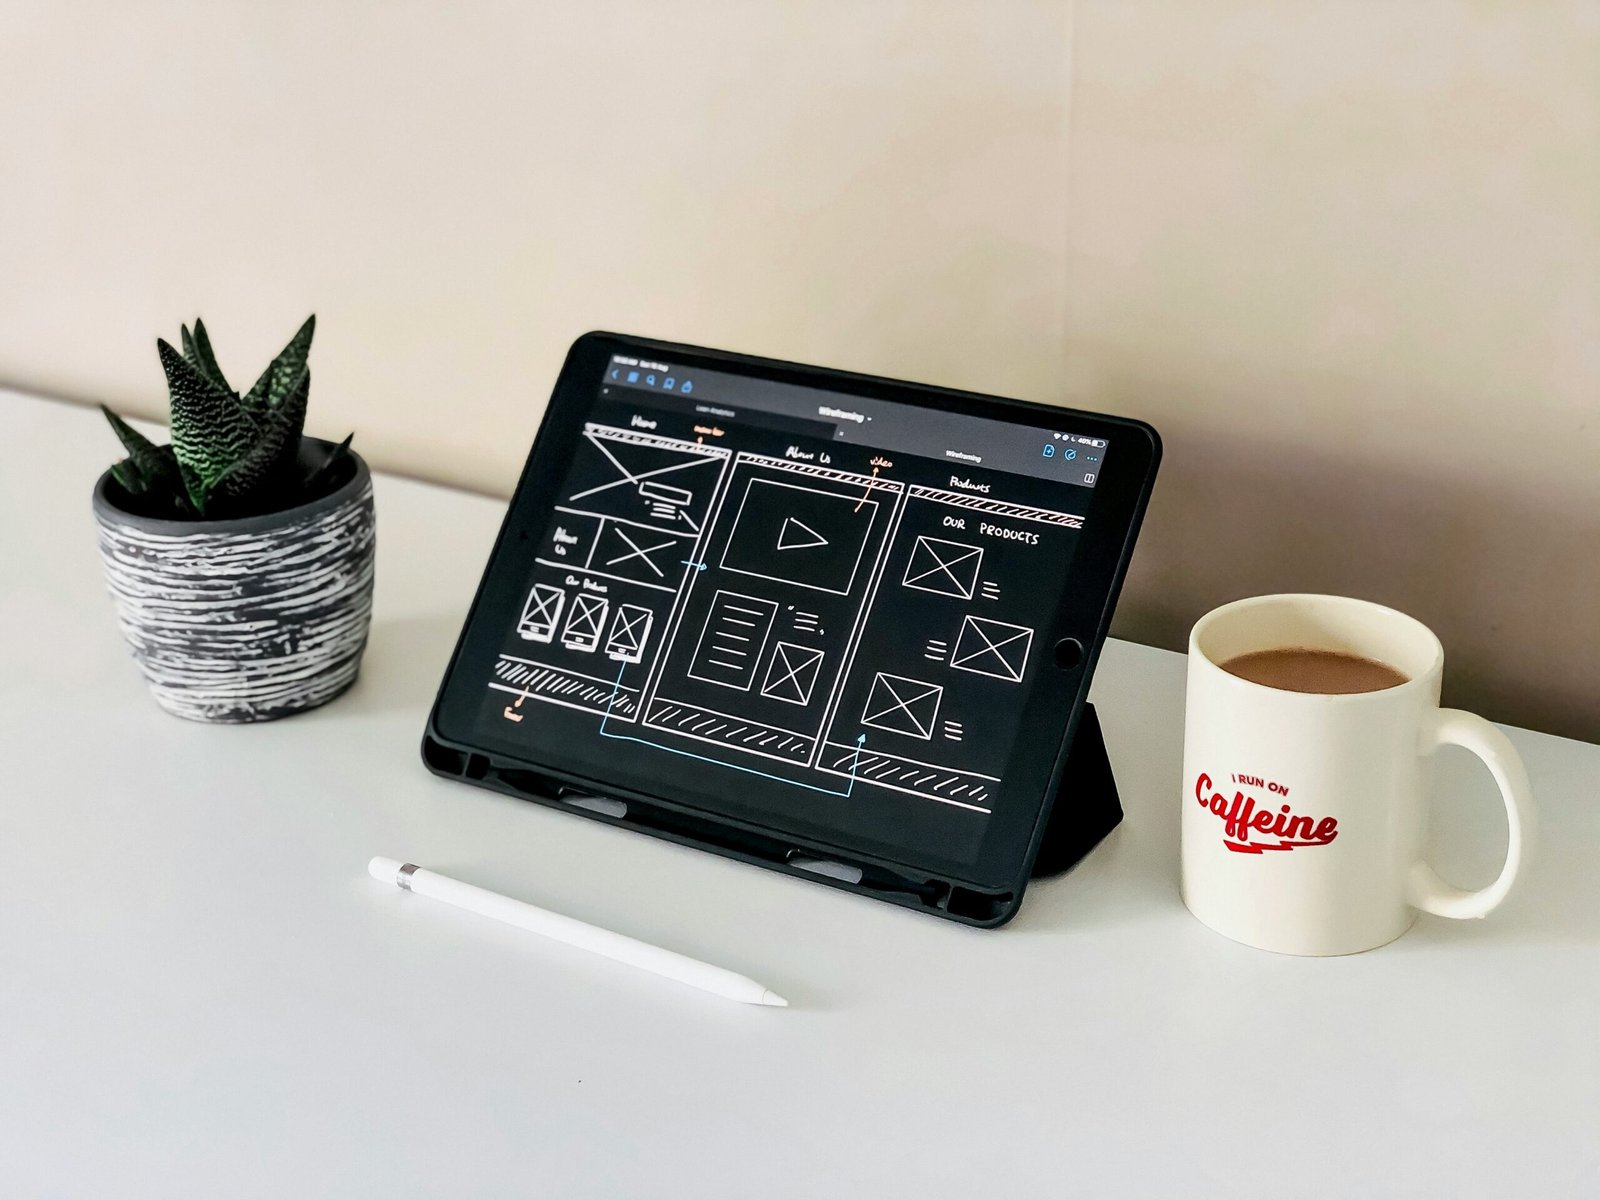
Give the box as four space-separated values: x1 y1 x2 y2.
367 858 788 1007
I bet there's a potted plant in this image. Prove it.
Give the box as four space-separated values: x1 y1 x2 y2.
93 316 376 722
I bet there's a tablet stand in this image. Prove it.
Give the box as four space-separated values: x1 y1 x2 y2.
1029 703 1123 878
422 701 1120 926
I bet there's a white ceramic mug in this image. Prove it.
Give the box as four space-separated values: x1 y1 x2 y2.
1181 594 1535 956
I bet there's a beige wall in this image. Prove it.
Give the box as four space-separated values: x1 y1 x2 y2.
3 2 1596 739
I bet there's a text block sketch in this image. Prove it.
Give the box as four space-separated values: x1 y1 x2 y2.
687 591 779 691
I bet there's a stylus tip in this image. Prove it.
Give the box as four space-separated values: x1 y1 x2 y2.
368 856 404 885
759 990 789 1008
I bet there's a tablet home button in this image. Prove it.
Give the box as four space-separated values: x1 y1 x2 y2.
1053 637 1085 670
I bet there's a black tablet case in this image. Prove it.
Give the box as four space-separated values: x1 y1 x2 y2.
423 338 1148 927
422 704 1118 926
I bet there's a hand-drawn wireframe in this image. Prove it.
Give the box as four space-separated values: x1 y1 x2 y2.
605 604 654 663
494 418 1093 809
776 516 828 551
949 614 1034 682
816 740 996 811
568 427 725 531
639 480 695 527
596 522 684 583
686 590 779 691
490 654 641 721
906 483 1085 528
760 641 826 706
901 535 984 599
860 672 944 740
644 697 815 764
517 584 565 643
561 594 610 653
720 477 879 595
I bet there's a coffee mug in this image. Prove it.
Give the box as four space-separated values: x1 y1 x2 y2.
1181 594 1535 956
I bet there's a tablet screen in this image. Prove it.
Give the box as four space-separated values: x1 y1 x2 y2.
460 346 1114 879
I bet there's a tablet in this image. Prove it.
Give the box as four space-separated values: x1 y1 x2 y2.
426 333 1160 924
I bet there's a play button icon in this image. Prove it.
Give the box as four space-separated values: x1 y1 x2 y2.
776 517 828 551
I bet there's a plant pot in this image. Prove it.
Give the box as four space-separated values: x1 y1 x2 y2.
92 438 377 723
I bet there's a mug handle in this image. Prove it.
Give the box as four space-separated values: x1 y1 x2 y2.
1407 709 1537 919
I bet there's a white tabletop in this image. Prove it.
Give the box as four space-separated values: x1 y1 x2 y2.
3 391 1596 1198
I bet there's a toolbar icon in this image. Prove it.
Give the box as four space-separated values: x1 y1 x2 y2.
1042 444 1055 458
680 380 694 394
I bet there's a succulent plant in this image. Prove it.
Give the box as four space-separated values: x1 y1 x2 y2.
102 315 353 520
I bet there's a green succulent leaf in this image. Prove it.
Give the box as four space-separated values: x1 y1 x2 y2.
303 432 354 495
159 338 260 512
102 404 163 480
116 447 195 517
110 458 146 493
185 318 232 394
243 314 315 416
209 365 309 507
102 404 186 496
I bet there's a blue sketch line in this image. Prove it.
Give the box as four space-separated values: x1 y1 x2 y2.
599 661 865 797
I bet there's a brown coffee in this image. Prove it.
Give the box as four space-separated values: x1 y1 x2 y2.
1219 647 1408 695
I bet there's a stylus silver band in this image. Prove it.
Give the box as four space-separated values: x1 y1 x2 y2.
397 863 419 891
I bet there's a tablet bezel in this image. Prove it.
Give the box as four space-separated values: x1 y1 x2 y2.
427 332 1160 919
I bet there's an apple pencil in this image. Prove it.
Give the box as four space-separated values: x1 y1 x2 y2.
367 857 788 1007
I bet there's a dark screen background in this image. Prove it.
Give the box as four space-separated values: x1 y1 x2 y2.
460 367 1098 879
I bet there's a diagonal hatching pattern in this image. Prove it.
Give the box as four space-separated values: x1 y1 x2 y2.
822 744 992 808
645 699 812 761
490 658 637 716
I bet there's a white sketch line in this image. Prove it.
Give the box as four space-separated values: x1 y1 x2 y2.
568 433 722 502
759 641 826 706
776 516 828 551
815 742 992 812
809 473 908 767
718 476 880 596
906 484 1084 527
604 603 654 663
820 742 1000 783
686 590 778 691
632 440 741 711
516 583 564 642
560 594 609 653
735 451 907 491
901 535 984 599
642 698 814 765
603 526 676 578
949 614 1035 683
534 559 676 594
859 672 943 740
556 506 687 538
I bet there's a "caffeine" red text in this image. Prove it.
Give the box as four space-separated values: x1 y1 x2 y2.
1194 772 1338 854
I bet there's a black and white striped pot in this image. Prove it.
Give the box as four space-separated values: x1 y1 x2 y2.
92 440 377 723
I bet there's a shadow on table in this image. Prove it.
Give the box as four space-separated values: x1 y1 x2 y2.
338 614 463 719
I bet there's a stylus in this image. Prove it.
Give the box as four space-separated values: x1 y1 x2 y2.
366 858 789 1007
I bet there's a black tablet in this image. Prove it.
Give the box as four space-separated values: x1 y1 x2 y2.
425 333 1159 925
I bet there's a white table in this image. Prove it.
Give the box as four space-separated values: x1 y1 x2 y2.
3 391 1596 1198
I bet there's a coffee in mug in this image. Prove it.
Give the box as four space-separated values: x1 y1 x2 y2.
1182 594 1535 956
1218 647 1408 695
